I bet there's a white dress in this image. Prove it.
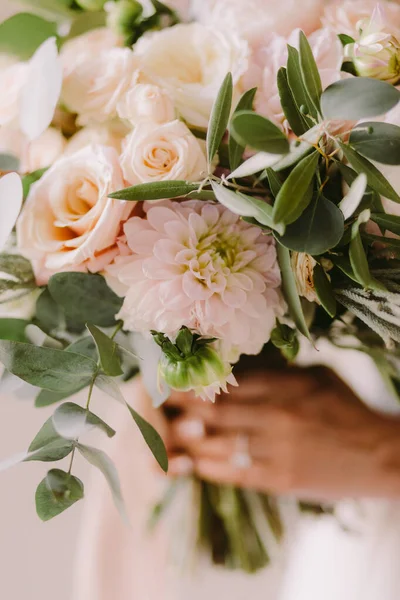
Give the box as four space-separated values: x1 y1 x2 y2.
73 341 400 600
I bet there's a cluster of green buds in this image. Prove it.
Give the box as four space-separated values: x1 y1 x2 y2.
345 6 400 85
106 0 179 45
152 327 235 401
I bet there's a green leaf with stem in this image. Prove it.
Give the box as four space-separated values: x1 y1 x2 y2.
286 45 316 123
313 263 336 317
229 87 257 171
272 151 319 226
230 111 289 154
339 143 400 203
86 323 123 377
277 66 308 136
276 243 311 339
207 72 233 165
52 402 116 440
36 469 84 522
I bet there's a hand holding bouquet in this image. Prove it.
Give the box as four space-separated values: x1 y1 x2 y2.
0 0 400 574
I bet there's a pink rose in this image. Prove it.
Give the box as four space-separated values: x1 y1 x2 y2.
322 0 400 37
17 145 132 284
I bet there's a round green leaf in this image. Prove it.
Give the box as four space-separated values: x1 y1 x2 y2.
277 196 344 255
0 13 58 60
321 78 400 120
349 122 400 165
36 469 84 521
230 111 289 154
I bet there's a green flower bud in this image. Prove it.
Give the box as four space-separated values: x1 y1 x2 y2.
153 328 236 401
344 7 400 85
106 0 144 37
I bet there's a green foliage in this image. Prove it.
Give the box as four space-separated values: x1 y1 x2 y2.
321 78 400 120
349 122 400 165
277 67 307 136
0 319 29 342
22 168 48 199
270 321 300 360
298 31 322 115
127 405 168 472
313 264 336 317
0 13 58 59
230 111 289 154
370 213 400 236
0 254 35 298
229 87 257 171
48 272 123 328
286 45 316 123
272 151 319 226
278 195 344 255
52 402 116 439
35 288 64 334
276 243 310 339
86 324 123 377
338 173 367 220
339 143 400 203
109 180 200 200
207 72 233 165
0 340 97 392
36 469 84 521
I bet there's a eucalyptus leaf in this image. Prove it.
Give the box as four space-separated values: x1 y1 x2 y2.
298 31 322 115
77 444 129 523
349 122 400 165
109 180 200 201
207 72 233 164
339 173 368 220
277 195 344 255
277 67 307 136
313 264 336 317
340 143 400 203
0 341 97 392
370 213 400 235
272 151 319 225
86 323 123 377
36 469 84 522
230 111 289 154
0 13 58 60
35 389 76 408
25 439 74 463
36 288 64 334
29 416 62 453
229 87 257 171
321 78 400 120
276 243 310 339
48 272 123 328
52 402 116 440
0 319 29 342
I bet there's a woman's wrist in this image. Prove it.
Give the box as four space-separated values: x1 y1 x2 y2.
373 416 400 498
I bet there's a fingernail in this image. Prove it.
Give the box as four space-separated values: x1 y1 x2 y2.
176 418 205 440
169 456 194 476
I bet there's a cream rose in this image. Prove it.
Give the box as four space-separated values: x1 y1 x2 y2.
291 252 319 303
134 23 248 128
62 46 138 124
66 123 127 155
192 0 325 43
0 56 28 127
17 145 132 284
0 126 66 173
120 119 208 185
117 83 176 126
60 27 121 75
322 0 400 37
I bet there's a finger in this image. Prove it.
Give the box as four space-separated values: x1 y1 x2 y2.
169 430 271 462
168 454 194 477
167 403 274 432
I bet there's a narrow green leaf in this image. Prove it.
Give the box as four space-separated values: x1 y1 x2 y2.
228 151 281 180
348 210 384 290
286 45 316 122
272 151 319 225
321 78 400 120
338 34 355 46
0 341 97 392
0 13 58 60
313 264 336 317
207 72 233 164
349 122 400 165
276 243 311 339
340 143 400 203
277 195 344 255
86 323 123 377
370 213 400 235
127 405 168 472
266 168 282 198
36 469 84 522
77 444 129 523
230 111 289 154
109 180 200 201
299 31 322 114
339 173 368 220
277 67 307 135
48 272 123 328
229 87 257 171
0 318 29 342
52 402 116 440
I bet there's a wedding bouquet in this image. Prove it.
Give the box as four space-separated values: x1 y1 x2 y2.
1 0 400 574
